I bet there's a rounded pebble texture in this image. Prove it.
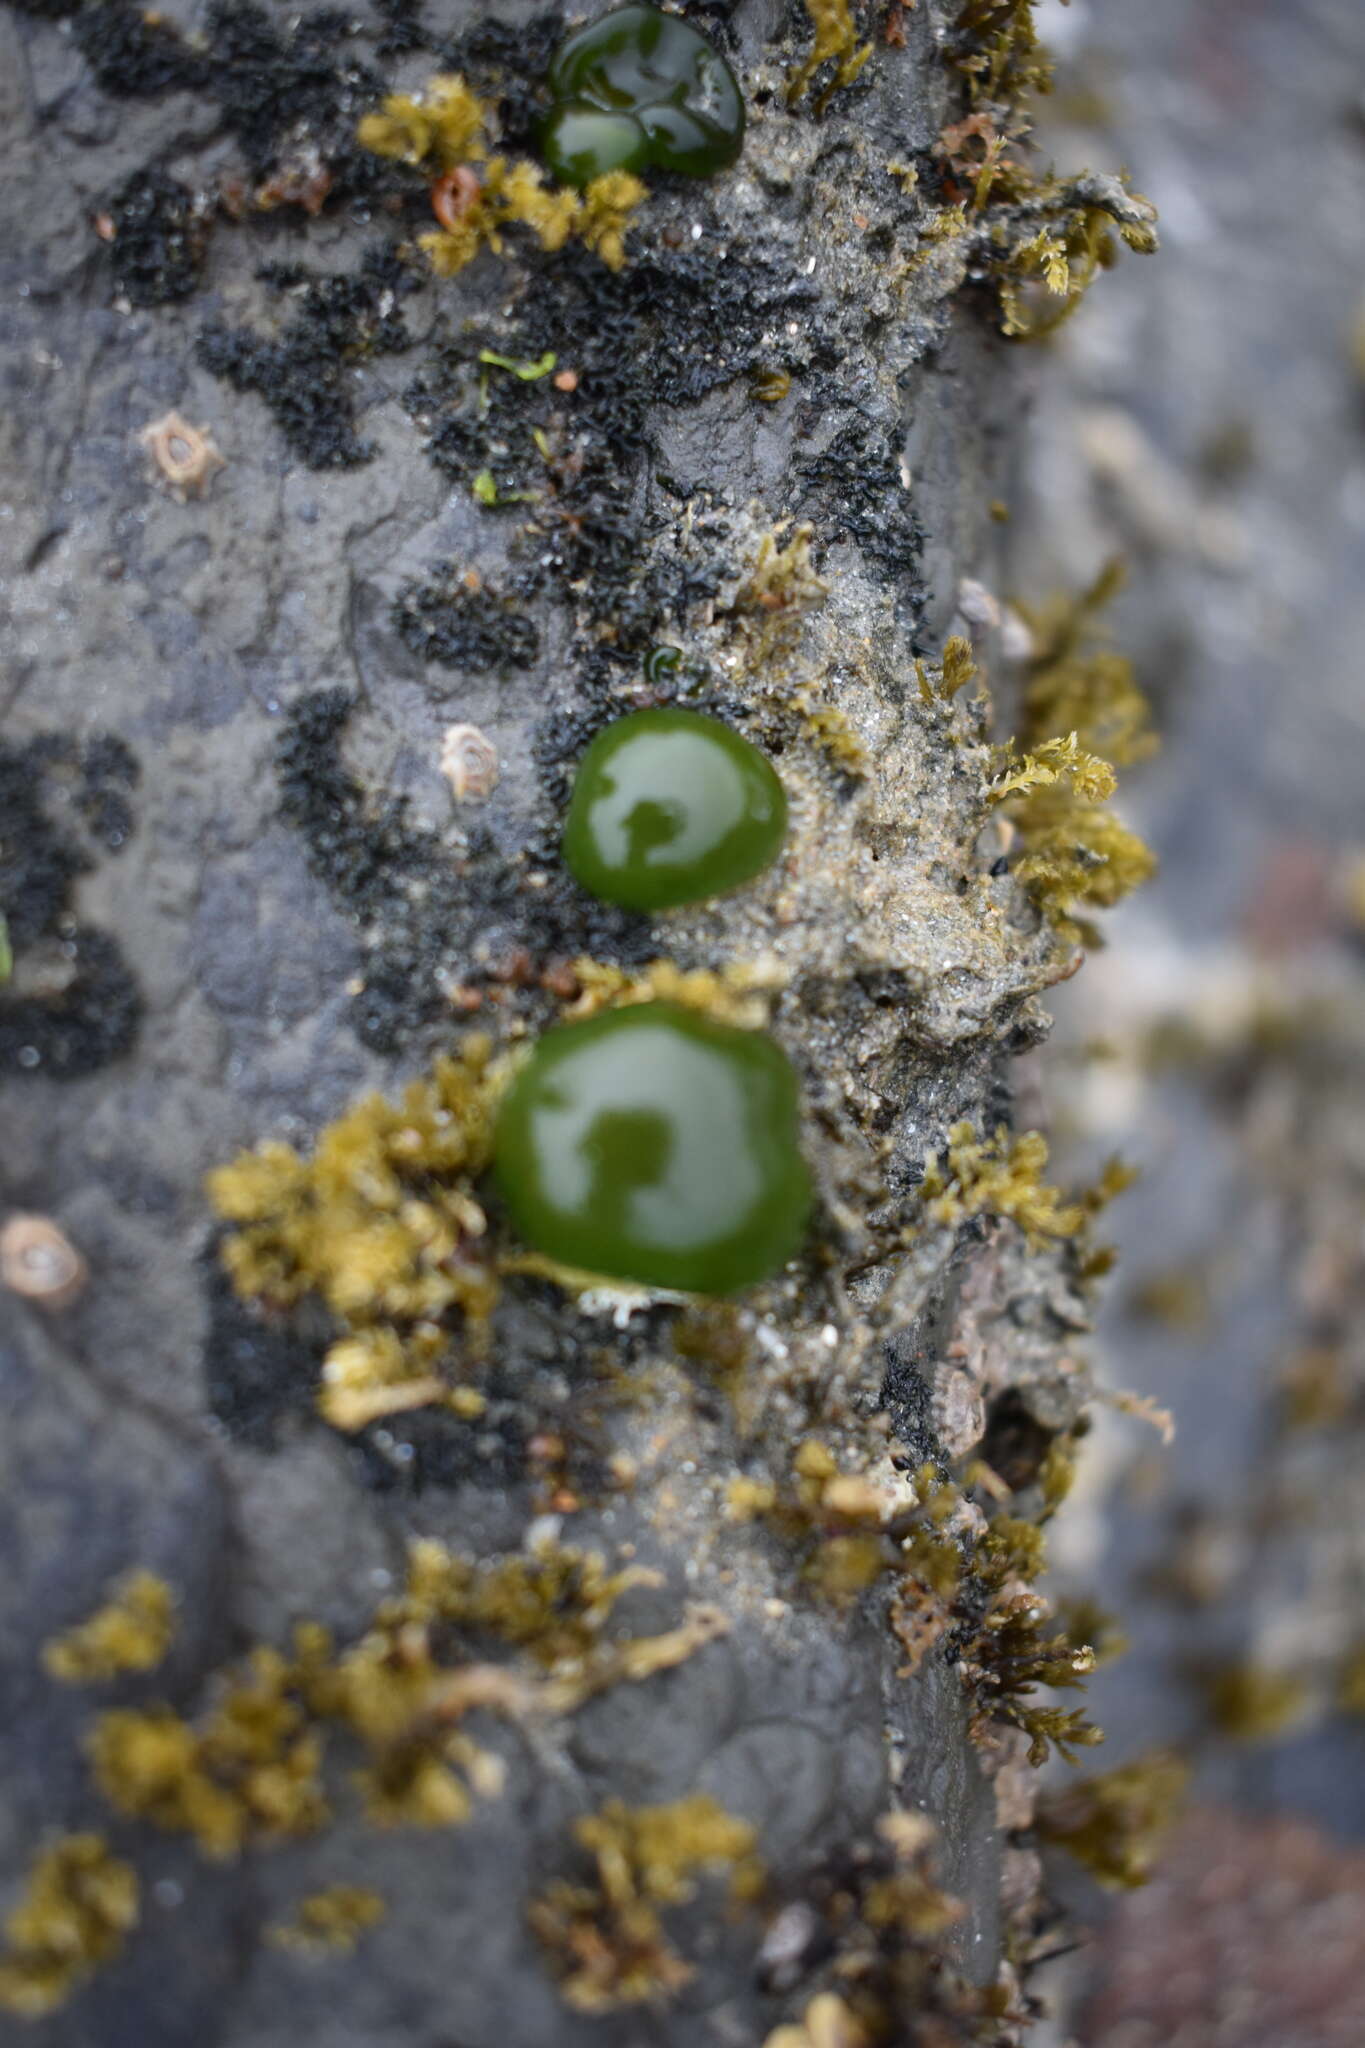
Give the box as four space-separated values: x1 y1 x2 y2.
563 707 787 912
493 1002 811 1293
542 3 745 186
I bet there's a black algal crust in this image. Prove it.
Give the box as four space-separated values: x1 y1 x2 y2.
0 733 142 1079
196 249 416 469
274 688 655 1055
108 169 210 308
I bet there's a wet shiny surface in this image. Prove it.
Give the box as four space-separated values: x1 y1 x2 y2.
492 1003 810 1292
563 707 787 911
542 4 745 186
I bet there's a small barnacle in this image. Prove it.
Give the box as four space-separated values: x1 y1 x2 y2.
430 163 483 233
0 1212 87 1309
137 410 225 501
0 1835 139 2019
268 1886 386 1957
440 723 500 803
43 1570 176 1684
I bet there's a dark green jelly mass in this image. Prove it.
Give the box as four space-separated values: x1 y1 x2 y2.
563 707 787 912
541 4 745 188
492 1003 811 1292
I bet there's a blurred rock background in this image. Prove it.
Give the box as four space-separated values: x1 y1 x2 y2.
1008 0 1365 2038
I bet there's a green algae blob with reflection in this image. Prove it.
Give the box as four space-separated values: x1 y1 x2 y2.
542 4 745 187
493 1003 811 1293
563 707 787 912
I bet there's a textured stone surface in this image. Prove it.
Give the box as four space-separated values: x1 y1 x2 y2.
0 1 1078 2040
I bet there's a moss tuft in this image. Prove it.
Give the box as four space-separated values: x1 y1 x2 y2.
531 1794 761 2010
43 1571 176 1685
0 1836 139 2018
207 1041 502 1432
1037 1750 1189 1888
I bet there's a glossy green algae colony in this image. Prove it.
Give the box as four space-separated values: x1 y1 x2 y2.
492 1004 811 1293
563 707 787 912
541 4 745 188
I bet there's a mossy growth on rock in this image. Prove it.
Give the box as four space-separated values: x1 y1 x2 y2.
0 1836 139 2019
938 1 1159 338
985 562 1159 945
207 1040 502 1432
43 1570 176 1685
1037 1749 1189 1889
918 1122 1084 1243
530 1794 762 2011
357 71 647 274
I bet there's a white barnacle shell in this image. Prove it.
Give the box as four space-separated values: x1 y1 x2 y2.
138 411 225 500
440 723 500 803
0 1213 87 1308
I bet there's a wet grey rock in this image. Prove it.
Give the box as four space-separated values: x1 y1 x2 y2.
0 0 1078 2039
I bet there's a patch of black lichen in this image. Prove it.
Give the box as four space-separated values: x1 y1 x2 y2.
275 688 653 1056
372 0 429 58
108 169 209 308
0 733 142 1080
796 419 925 590
74 0 209 98
352 1384 529 1494
436 8 564 155
404 238 816 645
197 247 416 469
205 0 385 182
275 686 444 925
392 569 541 672
202 1243 322 1448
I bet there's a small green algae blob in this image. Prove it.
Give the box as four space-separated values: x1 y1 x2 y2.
542 4 745 188
493 1003 811 1292
563 707 787 912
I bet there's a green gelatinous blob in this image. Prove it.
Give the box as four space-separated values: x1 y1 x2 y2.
493 1002 811 1292
563 707 787 912
542 3 745 188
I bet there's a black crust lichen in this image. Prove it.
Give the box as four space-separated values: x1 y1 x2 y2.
274 689 653 1056
196 250 417 470
107 169 210 308
0 734 142 1080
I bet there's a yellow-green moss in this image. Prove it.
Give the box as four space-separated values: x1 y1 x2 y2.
207 1039 502 1431
269 1886 386 1956
1199 1661 1311 1744
43 1571 176 1685
1037 1750 1189 1888
0 1836 139 2018
920 1123 1084 1243
530 1795 761 2011
357 76 646 275
994 564 1159 944
946 7 1157 336
786 0 873 109
89 1656 329 1859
